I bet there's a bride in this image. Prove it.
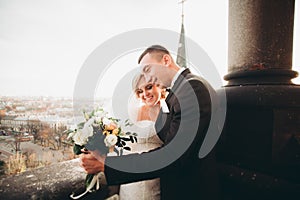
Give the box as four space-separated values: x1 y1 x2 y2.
119 74 167 200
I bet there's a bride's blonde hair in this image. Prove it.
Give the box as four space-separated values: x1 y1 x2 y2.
132 74 167 99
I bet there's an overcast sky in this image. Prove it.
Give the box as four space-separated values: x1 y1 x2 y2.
0 0 299 98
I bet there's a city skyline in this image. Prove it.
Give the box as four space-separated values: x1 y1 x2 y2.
1 0 300 98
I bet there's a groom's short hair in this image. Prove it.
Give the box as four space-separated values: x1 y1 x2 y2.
138 45 171 64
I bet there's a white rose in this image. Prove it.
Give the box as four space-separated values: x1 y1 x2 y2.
73 130 87 146
95 111 105 118
73 120 94 146
102 117 112 126
82 125 93 138
94 111 104 123
104 134 118 147
94 116 102 123
85 118 94 127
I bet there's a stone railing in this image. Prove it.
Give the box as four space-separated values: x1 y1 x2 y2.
0 159 118 200
1 158 299 200
0 159 85 199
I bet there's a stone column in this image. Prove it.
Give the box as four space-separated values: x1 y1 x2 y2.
217 0 300 199
224 0 298 85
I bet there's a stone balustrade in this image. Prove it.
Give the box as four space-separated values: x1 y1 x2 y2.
1 157 300 199
0 159 86 199
0 158 120 200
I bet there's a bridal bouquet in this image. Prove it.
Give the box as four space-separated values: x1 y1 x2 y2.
67 107 137 199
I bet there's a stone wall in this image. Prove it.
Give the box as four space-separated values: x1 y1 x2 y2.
0 158 119 200
0 159 97 199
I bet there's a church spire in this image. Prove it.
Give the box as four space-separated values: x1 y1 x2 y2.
176 0 187 68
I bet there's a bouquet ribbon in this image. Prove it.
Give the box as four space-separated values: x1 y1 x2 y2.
70 172 104 199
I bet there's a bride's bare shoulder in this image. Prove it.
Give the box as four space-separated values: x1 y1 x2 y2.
137 105 151 121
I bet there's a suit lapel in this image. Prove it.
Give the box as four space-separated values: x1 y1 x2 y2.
170 68 191 92
155 68 191 143
165 68 190 102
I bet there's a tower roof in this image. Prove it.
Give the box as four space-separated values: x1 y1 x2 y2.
176 0 187 68
176 23 187 68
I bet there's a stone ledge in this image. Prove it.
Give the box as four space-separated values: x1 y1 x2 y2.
0 159 87 200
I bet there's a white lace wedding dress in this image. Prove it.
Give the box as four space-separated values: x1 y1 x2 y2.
119 120 163 200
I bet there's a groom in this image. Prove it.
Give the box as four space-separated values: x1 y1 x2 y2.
80 45 220 199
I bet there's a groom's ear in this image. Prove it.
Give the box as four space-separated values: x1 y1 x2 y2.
162 54 172 67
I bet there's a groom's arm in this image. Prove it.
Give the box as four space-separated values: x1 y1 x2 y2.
104 150 165 185
80 147 165 185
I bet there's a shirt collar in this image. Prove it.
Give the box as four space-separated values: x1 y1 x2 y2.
160 99 170 113
170 67 185 89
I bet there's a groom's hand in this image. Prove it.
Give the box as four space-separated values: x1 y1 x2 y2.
79 151 106 174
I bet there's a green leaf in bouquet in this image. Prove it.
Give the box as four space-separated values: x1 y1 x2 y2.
124 119 133 127
119 137 131 141
77 122 85 129
73 144 84 155
83 110 90 120
119 148 123 156
129 136 135 143
90 109 95 117
85 174 95 189
116 143 123 148
64 129 74 134
123 146 131 151
113 147 119 155
98 107 104 112
109 117 120 123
